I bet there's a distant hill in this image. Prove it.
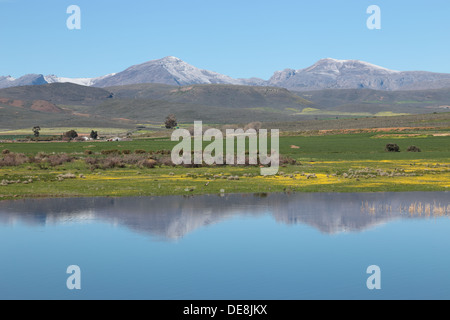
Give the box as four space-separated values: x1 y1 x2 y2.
107 83 313 110
0 83 125 130
0 83 114 106
0 83 311 128
296 87 450 114
1 81 450 130
0 102 130 130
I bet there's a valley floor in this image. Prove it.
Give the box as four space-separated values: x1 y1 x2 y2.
0 129 449 200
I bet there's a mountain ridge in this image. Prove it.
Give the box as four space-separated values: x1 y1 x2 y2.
3 57 450 91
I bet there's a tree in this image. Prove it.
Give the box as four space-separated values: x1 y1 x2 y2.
90 130 98 140
64 130 78 140
407 145 421 152
385 144 400 152
32 126 41 138
165 114 178 129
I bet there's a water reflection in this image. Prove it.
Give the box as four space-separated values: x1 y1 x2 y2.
0 192 448 240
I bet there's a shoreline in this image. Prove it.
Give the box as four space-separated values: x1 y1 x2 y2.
1 189 449 203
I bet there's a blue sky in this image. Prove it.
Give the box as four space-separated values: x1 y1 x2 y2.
0 0 449 79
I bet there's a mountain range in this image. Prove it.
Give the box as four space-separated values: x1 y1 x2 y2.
1 193 448 240
3 56 450 91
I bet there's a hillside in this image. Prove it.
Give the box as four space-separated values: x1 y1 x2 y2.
1 81 450 130
296 87 450 114
0 83 114 106
0 102 132 130
107 83 313 110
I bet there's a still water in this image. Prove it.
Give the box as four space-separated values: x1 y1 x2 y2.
0 192 449 300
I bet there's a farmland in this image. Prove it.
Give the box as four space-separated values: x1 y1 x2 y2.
0 127 449 200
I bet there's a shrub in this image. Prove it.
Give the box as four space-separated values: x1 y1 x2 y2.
101 149 121 155
280 155 297 166
155 149 171 155
101 157 125 169
1 149 10 155
122 150 131 155
122 154 144 165
407 145 421 152
31 152 47 163
0 153 29 167
385 144 400 152
134 149 147 154
159 156 174 167
48 154 74 166
139 159 157 168
85 157 98 166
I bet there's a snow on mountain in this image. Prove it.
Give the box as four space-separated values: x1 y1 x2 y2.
303 58 399 75
0 74 47 89
93 56 244 87
268 58 450 91
44 73 116 87
2 57 450 91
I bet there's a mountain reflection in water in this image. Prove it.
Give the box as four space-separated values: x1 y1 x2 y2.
0 192 448 240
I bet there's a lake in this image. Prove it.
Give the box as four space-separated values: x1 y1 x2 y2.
0 192 449 300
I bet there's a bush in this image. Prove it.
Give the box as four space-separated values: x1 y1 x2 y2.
385 144 400 152
134 149 147 154
2 149 10 155
122 150 131 155
280 155 297 165
159 157 174 167
0 153 29 167
407 145 422 152
139 159 157 168
101 149 121 155
101 157 126 169
48 154 74 166
85 157 98 166
121 154 144 165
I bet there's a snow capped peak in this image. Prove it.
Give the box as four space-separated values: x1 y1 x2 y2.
43 75 58 82
128 56 242 86
303 58 399 74
353 60 399 73
319 58 347 64
161 56 182 62
43 73 116 87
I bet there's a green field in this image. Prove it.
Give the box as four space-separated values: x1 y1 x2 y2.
0 127 130 136
0 129 449 201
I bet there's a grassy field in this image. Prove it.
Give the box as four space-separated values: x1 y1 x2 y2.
0 127 130 136
296 107 410 117
0 129 449 201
